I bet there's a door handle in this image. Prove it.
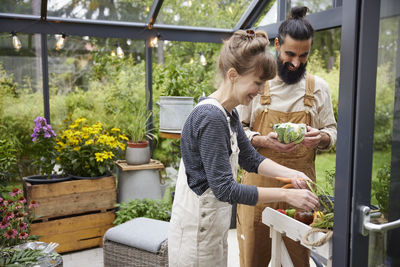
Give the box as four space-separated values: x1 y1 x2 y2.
360 205 400 236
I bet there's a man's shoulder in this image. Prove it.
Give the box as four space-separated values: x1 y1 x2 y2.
307 73 329 89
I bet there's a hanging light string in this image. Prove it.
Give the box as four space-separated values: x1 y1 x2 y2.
11 32 22 51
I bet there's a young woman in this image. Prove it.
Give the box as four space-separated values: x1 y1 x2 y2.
168 29 319 267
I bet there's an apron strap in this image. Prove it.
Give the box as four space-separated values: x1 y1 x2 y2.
304 73 315 107
260 82 271 105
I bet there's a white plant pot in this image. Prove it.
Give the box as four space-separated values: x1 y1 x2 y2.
126 141 150 165
158 96 194 133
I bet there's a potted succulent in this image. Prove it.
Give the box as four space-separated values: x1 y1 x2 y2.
24 117 70 185
55 117 127 179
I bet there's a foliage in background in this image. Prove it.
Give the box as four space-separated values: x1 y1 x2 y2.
0 140 17 187
0 188 39 248
114 198 171 225
0 247 45 267
372 165 390 217
56 117 127 177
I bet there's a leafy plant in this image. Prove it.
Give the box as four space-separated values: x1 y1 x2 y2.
30 117 58 176
372 165 390 217
0 187 39 248
124 109 154 143
114 198 171 225
0 140 17 185
56 117 127 177
0 247 45 267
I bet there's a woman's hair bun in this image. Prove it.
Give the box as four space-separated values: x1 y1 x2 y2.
290 6 308 19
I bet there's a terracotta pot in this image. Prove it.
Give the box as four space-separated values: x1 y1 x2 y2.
126 140 150 165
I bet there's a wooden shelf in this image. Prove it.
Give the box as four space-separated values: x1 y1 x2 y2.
115 159 164 171
160 132 181 139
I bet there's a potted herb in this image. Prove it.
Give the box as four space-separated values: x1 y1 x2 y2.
24 117 70 185
56 117 127 179
124 109 154 165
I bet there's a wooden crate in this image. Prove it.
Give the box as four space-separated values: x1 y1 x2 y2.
23 176 117 220
30 211 115 253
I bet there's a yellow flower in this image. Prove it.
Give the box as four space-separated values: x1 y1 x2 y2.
85 139 94 145
95 152 105 162
73 146 81 151
111 128 121 132
119 134 129 141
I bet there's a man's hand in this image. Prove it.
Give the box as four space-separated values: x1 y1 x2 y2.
302 126 322 149
252 132 298 153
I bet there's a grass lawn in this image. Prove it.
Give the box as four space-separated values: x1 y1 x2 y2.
315 150 391 205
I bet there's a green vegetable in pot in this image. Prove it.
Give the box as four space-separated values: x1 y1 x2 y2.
273 122 306 144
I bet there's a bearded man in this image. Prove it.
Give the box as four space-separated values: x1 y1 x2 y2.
236 6 337 267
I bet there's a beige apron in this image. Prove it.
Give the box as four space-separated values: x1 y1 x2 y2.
237 74 317 267
168 98 240 267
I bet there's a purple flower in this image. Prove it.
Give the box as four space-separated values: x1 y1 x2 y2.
18 222 27 230
9 187 22 197
0 220 9 229
4 229 17 239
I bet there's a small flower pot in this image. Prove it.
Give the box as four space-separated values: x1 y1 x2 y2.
23 174 71 185
126 140 151 165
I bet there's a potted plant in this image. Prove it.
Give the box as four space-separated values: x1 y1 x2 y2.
56 117 127 179
24 117 70 185
124 108 154 165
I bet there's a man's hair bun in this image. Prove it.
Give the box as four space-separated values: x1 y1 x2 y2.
290 6 308 19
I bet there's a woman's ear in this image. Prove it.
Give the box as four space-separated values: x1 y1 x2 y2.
227 68 238 82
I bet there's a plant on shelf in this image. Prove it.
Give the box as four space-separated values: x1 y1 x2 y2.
114 198 171 225
0 187 39 248
56 117 127 177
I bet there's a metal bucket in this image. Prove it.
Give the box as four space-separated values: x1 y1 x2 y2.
159 96 194 133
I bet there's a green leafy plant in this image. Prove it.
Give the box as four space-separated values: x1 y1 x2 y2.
114 198 171 225
0 140 17 185
56 117 127 177
372 165 390 217
124 109 155 143
0 187 39 248
0 247 45 267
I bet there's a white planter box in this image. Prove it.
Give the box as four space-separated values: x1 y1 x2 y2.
262 207 332 267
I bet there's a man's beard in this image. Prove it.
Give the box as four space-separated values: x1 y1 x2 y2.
277 56 307 85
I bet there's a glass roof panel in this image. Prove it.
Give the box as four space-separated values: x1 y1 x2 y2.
254 0 277 28
158 0 251 29
0 0 38 15
47 0 151 22
290 0 333 14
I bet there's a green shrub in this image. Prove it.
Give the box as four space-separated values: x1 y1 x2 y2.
114 198 172 225
0 139 17 186
372 165 390 217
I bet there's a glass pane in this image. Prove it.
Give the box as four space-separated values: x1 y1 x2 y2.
0 33 44 177
254 0 278 28
289 0 333 14
47 0 151 22
159 0 250 29
369 0 400 265
46 35 146 134
0 0 38 15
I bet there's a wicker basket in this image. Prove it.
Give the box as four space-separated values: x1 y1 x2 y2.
103 239 168 267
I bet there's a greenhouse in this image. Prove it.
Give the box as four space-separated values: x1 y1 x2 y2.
0 0 399 266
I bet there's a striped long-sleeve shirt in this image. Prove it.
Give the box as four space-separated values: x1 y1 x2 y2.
181 98 265 206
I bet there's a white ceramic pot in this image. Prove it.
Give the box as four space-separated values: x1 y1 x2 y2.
126 140 150 165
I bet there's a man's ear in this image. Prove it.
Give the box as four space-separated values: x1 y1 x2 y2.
274 37 280 51
227 68 238 82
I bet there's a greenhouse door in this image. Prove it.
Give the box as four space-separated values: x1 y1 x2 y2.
334 0 400 266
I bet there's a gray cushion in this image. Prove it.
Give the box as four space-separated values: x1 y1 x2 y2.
104 217 169 253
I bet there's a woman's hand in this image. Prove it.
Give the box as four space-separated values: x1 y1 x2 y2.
291 171 312 189
284 189 319 211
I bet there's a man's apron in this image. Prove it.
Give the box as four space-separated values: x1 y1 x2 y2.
168 98 240 267
237 74 317 267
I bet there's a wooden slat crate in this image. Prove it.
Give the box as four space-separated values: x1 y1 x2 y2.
30 211 115 253
23 176 117 220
